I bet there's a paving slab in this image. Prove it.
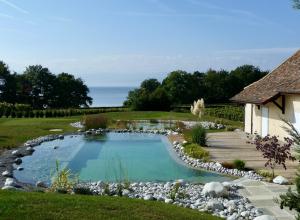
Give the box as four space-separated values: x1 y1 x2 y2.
207 131 298 181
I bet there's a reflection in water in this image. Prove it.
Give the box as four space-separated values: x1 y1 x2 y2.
14 133 232 184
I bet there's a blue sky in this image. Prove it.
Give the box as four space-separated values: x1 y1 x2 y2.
0 0 299 86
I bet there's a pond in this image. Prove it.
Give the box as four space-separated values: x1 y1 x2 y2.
14 133 232 185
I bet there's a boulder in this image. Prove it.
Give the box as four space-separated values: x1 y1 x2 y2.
273 176 288 185
122 189 130 197
222 181 232 189
143 195 153 201
2 170 12 178
26 147 35 153
202 182 228 197
164 198 173 204
14 158 22 165
254 215 277 220
5 178 17 187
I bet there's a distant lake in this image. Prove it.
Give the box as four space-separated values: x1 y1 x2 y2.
89 87 134 107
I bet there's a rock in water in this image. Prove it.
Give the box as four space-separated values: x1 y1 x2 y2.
202 182 228 197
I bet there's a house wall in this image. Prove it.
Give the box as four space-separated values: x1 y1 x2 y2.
244 94 300 139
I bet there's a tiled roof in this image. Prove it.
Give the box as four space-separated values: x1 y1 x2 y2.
231 50 300 104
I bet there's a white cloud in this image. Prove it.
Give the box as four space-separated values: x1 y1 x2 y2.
0 0 29 14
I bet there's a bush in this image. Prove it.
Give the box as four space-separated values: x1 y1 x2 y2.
84 114 109 130
183 143 209 161
233 159 246 170
191 125 207 146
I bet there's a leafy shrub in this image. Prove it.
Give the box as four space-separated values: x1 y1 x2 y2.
183 143 209 161
83 114 109 130
257 169 273 178
233 159 246 170
191 125 207 146
221 161 235 169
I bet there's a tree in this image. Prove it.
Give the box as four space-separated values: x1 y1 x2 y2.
53 73 92 108
255 135 296 178
162 70 196 105
227 65 268 99
23 65 56 108
293 0 300 9
140 79 161 93
0 61 17 103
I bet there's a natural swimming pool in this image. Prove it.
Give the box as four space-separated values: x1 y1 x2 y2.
14 133 232 185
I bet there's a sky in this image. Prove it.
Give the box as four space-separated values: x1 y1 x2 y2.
0 0 299 87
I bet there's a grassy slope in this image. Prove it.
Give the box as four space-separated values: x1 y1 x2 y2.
0 191 222 220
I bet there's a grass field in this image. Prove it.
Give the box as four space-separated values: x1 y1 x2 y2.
0 117 80 149
0 191 222 220
0 111 243 150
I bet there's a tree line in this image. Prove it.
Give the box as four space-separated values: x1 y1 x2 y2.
124 65 268 110
0 61 92 109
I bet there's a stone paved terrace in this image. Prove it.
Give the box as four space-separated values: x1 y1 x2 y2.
233 178 296 220
206 131 298 181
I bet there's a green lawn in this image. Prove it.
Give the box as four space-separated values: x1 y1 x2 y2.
0 191 222 220
0 117 80 149
101 111 199 121
0 111 242 150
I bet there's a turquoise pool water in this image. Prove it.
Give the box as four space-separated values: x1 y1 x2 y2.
14 133 232 184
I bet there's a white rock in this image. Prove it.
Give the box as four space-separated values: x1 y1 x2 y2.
12 150 19 156
254 215 277 220
143 195 153 201
164 198 173 204
202 182 228 197
2 171 12 177
1 186 18 191
205 200 224 210
227 213 238 220
122 189 130 197
273 176 288 185
241 211 250 217
5 178 17 187
222 181 232 189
